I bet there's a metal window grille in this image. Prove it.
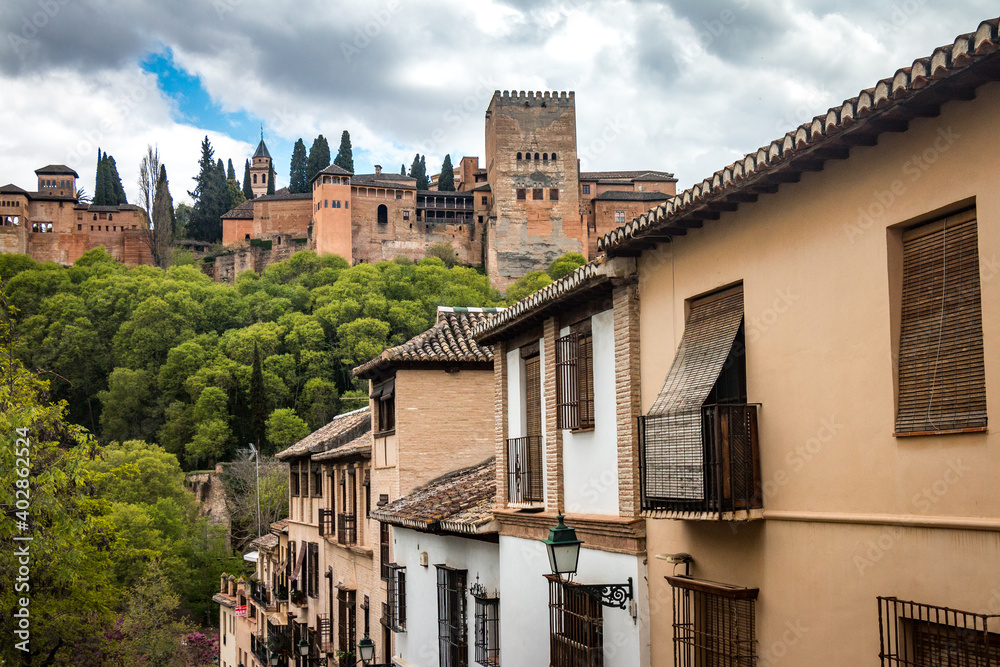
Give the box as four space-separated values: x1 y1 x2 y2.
506 436 543 504
338 589 357 665
668 575 758 667
437 566 468 667
337 513 357 546
896 211 987 434
555 326 594 431
550 188 559 201
878 596 1000 666
516 188 526 201
640 403 761 517
473 588 500 667
532 188 543 201
318 508 334 537
382 564 406 632
547 575 603 667
317 612 334 653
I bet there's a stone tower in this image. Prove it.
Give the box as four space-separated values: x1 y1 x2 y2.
484 90 583 287
249 137 272 198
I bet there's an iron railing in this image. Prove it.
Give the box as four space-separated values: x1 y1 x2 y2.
668 575 758 667
337 513 357 546
319 508 335 537
640 403 761 516
878 596 1000 665
506 436 543 505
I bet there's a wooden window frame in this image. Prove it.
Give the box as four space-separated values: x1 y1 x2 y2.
338 588 357 661
311 462 323 498
555 320 595 431
894 208 987 436
373 379 396 436
383 564 406 633
307 542 319 598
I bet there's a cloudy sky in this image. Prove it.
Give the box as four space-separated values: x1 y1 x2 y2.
0 0 995 204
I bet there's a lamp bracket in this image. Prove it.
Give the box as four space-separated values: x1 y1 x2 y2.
577 577 633 609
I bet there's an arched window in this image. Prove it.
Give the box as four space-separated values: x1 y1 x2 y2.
552 153 557 161
377 204 388 225
245 234 250 240
253 174 257 184
517 152 522 160
525 153 531 161
543 153 548 161
262 173 267 183
108 213 113 221
534 153 539 160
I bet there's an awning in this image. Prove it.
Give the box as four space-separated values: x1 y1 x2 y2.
290 540 306 582
243 550 259 563
370 377 394 400
646 288 744 501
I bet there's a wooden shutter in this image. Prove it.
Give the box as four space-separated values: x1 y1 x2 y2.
555 334 581 429
896 211 986 434
524 354 544 502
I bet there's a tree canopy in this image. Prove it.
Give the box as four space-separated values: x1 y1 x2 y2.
186 136 228 242
306 134 331 185
289 138 309 193
438 154 455 191
334 130 354 174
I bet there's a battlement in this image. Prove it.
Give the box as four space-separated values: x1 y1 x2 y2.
489 90 575 108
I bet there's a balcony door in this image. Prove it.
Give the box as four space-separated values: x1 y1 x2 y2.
524 353 543 502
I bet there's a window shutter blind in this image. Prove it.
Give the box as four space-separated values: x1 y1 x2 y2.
896 212 986 434
524 355 544 502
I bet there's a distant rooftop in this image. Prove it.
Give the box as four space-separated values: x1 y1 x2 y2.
253 139 271 160
34 164 80 177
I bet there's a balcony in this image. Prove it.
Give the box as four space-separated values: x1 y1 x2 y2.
506 436 543 505
337 513 357 546
290 588 308 607
640 403 761 519
317 613 335 654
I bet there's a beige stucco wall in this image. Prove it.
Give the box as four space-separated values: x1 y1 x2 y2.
639 82 1000 665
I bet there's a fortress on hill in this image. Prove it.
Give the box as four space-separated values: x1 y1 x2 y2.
1 91 676 286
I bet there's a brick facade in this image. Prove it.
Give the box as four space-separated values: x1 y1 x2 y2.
613 280 641 517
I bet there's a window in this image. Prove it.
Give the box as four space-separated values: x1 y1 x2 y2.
403 210 409 221
472 587 499 666
253 174 258 184
312 464 323 497
895 210 986 435
551 153 557 161
543 153 548 161
384 564 406 632
669 575 758 667
534 153 539 160
547 576 602 667
532 189 543 201
481 196 487 206
556 320 595 430
878 596 1000 666
641 286 761 518
291 464 300 496
614 210 625 224
516 152 522 160
307 542 319 598
380 522 391 580
372 378 395 434
338 469 358 546
338 589 357 659
550 188 559 201
516 189 526 201
377 204 388 224
507 348 543 504
437 566 468 667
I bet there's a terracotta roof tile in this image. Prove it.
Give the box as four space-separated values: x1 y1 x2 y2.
369 457 496 535
222 199 254 220
592 190 673 202
580 170 676 182
275 406 370 460
354 307 502 378
34 164 79 176
311 432 371 462
599 17 1000 255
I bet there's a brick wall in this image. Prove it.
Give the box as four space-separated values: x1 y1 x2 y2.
614 282 642 517
542 317 564 513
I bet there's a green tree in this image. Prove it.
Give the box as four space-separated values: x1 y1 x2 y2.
409 153 429 190
106 563 194 665
267 161 275 195
107 154 128 205
306 134 331 185
187 136 227 242
227 158 236 181
427 241 459 267
505 270 553 303
419 155 428 190
400 163 406 175
334 317 390 367
438 153 455 191
242 159 253 200
174 202 192 238
265 407 310 449
289 138 309 193
251 342 268 452
98 367 158 442
547 251 587 279
334 130 354 173
300 377 339 430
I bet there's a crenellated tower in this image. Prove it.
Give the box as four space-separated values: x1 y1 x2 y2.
484 90 582 287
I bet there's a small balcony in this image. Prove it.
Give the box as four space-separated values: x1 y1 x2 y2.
640 403 761 519
506 436 543 505
337 513 357 546
318 508 335 537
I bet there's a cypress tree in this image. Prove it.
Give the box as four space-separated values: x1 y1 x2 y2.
107 155 127 204
306 134 330 185
288 139 308 193
419 155 428 190
151 164 175 266
187 136 227 242
242 160 253 200
227 158 236 181
408 153 421 185
400 164 406 176
333 130 354 174
438 154 455 191
93 150 106 206
266 163 275 195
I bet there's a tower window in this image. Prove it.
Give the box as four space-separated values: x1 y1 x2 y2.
377 204 388 225
552 153 557 161
532 188 543 201
550 189 559 201
253 174 257 184
525 153 531 161
534 153 539 160
517 152 522 160
543 153 548 161
516 189 526 201
262 173 266 183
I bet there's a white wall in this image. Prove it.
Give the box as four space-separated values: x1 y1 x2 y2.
562 309 619 515
499 535 649 667
506 340 549 506
393 527 500 667
219 606 237 667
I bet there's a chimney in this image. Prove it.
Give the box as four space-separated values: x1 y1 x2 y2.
374 164 382 176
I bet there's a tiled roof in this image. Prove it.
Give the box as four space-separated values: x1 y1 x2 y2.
253 139 271 159
222 199 254 220
0 184 27 194
473 257 635 344
600 17 1000 255
580 170 676 182
275 406 371 460
270 519 289 533
255 188 311 202
353 307 502 378
314 164 353 180
592 190 673 202
417 190 473 198
311 432 370 462
34 164 79 176
471 183 491 192
352 174 416 188
212 593 237 608
86 204 141 212
251 533 279 551
369 457 496 535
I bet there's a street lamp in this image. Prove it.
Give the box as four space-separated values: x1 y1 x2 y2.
296 639 328 666
543 514 634 610
356 633 391 666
